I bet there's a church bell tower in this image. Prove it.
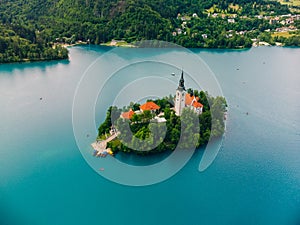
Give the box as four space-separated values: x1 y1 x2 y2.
175 71 186 116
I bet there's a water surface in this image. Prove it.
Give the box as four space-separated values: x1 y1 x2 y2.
0 46 300 225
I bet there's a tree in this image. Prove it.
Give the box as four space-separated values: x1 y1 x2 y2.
210 96 227 138
98 106 120 136
187 88 194 95
178 108 200 149
164 107 171 120
132 103 140 111
142 110 154 122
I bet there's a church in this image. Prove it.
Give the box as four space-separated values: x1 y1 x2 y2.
120 71 203 120
175 71 203 116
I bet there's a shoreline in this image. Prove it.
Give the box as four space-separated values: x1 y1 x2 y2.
67 40 300 49
1 42 299 65
0 56 69 66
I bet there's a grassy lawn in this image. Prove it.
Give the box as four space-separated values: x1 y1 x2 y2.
207 5 219 13
272 31 295 38
293 0 300 6
206 4 242 15
277 0 300 6
229 3 242 12
274 0 300 12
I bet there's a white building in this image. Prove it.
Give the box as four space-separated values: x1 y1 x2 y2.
175 71 186 116
202 34 208 39
175 71 203 116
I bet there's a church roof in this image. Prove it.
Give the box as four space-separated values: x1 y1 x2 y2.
185 93 203 108
140 102 160 111
185 93 194 105
193 101 203 108
177 70 186 91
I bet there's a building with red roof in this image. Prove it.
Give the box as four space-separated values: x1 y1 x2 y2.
139 102 160 113
120 109 135 120
185 93 203 114
175 71 203 115
185 93 194 105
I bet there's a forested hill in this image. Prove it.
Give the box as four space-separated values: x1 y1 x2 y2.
0 0 299 63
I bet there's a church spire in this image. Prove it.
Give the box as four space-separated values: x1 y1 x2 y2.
175 70 186 116
178 70 185 91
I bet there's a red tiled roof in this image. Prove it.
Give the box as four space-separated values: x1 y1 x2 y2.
185 94 194 105
185 93 203 108
140 102 160 111
193 101 203 108
121 109 134 119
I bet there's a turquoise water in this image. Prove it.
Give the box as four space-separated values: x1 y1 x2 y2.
0 46 300 225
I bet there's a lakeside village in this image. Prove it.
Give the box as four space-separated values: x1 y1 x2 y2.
103 12 300 48
92 72 227 158
172 12 300 47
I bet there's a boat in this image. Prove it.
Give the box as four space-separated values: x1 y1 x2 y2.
107 149 114 156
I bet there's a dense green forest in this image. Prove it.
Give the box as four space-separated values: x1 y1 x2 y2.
0 24 68 63
98 91 227 155
0 0 299 63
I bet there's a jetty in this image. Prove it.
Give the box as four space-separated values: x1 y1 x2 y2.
91 132 120 157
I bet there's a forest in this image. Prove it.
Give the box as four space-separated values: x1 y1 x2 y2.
0 0 299 62
0 24 68 63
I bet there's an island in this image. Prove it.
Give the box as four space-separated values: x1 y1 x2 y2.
1 0 300 63
92 71 227 157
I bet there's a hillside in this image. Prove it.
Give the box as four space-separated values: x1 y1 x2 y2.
0 0 299 63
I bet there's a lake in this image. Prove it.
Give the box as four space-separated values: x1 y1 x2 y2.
0 45 299 225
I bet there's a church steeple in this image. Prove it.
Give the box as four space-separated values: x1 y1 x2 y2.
175 70 186 116
177 70 186 91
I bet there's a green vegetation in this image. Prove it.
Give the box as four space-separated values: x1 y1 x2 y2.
272 29 300 45
0 24 68 63
0 0 299 63
274 34 300 45
272 31 294 37
276 0 300 10
98 91 227 155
